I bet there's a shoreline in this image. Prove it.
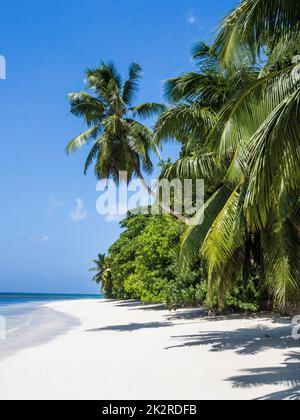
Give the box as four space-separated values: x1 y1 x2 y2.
0 304 80 362
0 299 299 400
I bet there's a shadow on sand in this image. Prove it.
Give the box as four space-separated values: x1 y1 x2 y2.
166 322 300 400
93 299 300 399
165 308 208 321
166 324 297 354
113 300 167 312
228 352 300 400
87 321 173 333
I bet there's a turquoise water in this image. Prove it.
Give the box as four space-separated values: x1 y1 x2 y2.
0 293 101 337
0 293 101 305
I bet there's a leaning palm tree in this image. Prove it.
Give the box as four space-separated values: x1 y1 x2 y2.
66 62 187 224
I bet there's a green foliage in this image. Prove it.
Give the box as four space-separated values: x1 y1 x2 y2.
155 6 300 311
98 212 209 307
98 212 265 312
86 2 300 314
106 213 149 299
108 214 187 304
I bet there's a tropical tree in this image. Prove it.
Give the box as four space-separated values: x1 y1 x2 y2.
156 42 257 187
207 0 300 310
66 62 187 223
89 254 112 297
155 43 257 309
157 34 300 311
90 254 107 284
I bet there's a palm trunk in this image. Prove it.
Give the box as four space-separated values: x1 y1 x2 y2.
137 173 189 225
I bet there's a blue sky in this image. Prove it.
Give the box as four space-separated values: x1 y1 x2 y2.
0 0 237 294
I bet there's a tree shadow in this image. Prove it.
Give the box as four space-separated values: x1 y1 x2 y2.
87 321 173 333
130 304 167 312
166 324 298 355
165 308 208 321
97 299 121 303
113 300 143 308
227 352 300 400
110 300 167 311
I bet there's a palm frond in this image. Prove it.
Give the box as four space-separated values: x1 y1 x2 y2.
161 152 222 181
66 126 100 154
262 217 300 309
201 187 245 288
155 105 216 143
84 134 107 174
122 62 142 105
131 103 167 119
244 86 300 229
68 92 105 125
178 186 233 271
213 0 300 65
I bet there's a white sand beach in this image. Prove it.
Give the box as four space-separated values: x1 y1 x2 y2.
0 299 299 400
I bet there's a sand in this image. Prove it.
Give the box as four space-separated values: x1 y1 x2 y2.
0 299 299 400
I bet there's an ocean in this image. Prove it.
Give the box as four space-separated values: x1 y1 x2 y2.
0 293 101 343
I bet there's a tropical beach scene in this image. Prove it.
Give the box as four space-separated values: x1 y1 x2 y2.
1 0 300 403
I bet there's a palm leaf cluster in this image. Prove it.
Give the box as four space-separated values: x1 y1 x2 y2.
66 62 166 183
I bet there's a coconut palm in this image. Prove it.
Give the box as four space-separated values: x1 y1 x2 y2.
155 44 260 308
157 38 300 311
66 62 164 182
66 61 188 224
90 254 107 285
156 42 257 182
90 254 113 297
208 1 300 309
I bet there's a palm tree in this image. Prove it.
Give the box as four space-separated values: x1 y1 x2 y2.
66 62 187 224
155 42 257 183
157 39 300 311
90 254 112 297
90 254 107 285
155 43 257 309
208 1 300 310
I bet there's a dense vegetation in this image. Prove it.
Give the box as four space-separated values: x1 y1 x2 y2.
69 0 300 314
91 212 266 312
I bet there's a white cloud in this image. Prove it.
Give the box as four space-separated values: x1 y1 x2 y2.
187 14 197 25
70 198 87 222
